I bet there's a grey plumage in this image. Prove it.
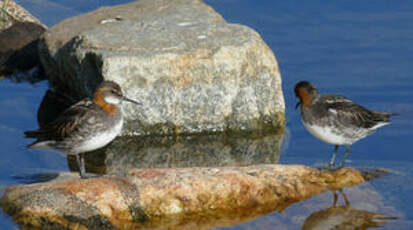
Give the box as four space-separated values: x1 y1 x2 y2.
25 98 122 153
24 81 140 178
301 94 393 144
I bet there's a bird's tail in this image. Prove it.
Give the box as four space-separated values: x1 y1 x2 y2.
25 129 55 149
26 140 55 149
24 128 54 139
374 111 396 122
24 130 41 138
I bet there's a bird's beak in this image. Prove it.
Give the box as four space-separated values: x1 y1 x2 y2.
295 101 300 110
122 96 141 105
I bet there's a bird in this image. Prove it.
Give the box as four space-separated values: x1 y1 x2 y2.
25 81 140 178
294 81 394 167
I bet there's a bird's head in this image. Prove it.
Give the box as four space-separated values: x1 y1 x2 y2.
95 81 141 106
294 81 319 109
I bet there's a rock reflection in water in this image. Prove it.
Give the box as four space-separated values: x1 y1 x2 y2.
67 130 284 175
302 189 396 230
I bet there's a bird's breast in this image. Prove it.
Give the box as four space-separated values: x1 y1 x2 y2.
75 118 123 153
302 119 350 145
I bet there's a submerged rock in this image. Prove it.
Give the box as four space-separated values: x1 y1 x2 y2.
39 0 285 136
1 165 366 229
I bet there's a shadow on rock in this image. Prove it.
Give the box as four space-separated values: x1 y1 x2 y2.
302 189 396 230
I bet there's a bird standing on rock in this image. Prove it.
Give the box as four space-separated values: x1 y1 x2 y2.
294 81 394 167
25 81 140 178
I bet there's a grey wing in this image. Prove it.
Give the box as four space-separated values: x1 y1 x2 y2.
321 95 353 104
24 98 96 141
321 95 390 129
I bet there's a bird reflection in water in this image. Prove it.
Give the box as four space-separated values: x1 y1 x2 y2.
302 189 396 230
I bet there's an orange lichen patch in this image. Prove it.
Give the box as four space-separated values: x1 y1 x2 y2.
94 88 117 116
296 87 314 107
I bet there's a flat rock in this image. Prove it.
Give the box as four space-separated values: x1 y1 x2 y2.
1 165 367 229
39 0 285 136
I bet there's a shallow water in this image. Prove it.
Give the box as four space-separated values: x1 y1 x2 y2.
1 0 413 229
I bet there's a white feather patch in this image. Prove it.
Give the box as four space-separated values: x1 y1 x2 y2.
328 108 338 115
371 122 389 130
104 95 121 105
302 120 349 145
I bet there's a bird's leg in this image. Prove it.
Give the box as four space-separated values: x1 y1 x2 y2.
329 145 339 168
340 145 351 168
76 153 86 179
339 188 350 207
333 190 339 207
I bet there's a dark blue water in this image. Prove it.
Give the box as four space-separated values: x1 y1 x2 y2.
1 0 413 229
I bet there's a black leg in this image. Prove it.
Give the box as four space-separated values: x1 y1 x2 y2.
333 190 338 207
76 153 86 179
329 145 339 167
340 145 351 168
339 188 350 206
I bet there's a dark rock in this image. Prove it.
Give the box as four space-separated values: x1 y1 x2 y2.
0 0 47 76
0 21 46 75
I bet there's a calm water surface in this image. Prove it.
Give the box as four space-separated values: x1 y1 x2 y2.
1 0 413 229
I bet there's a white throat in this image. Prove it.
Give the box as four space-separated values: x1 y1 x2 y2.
104 95 121 105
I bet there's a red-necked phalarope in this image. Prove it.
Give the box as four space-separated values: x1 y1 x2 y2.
25 81 140 178
295 81 394 167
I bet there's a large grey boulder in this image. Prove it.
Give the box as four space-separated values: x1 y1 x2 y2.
39 0 285 136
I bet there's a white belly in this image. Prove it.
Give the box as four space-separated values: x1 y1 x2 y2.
302 120 349 145
76 119 123 153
